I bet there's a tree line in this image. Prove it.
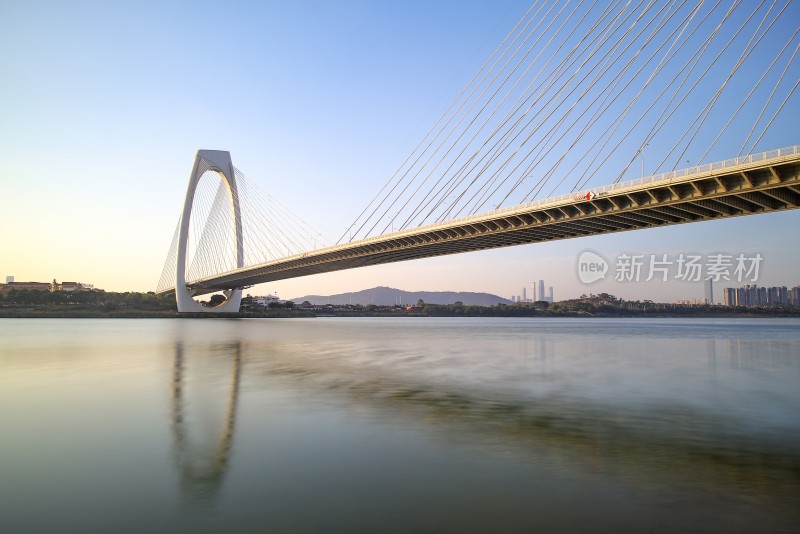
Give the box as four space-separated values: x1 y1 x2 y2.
0 289 176 311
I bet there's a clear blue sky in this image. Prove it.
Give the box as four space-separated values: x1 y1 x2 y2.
1 0 798 302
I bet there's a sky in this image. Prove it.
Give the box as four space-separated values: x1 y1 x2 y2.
1 0 798 304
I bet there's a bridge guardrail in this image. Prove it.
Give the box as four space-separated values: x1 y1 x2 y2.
361 144 800 241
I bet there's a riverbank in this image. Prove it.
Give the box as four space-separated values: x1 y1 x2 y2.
1 307 798 319
3 290 799 318
0 307 315 319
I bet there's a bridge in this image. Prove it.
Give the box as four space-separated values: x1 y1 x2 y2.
157 146 800 311
156 1 800 312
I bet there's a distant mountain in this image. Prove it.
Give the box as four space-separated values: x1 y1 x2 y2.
291 286 511 307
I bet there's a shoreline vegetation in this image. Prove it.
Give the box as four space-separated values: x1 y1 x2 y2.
1 290 798 318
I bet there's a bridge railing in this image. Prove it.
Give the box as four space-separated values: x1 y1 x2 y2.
325 144 799 252
594 144 800 195
365 144 800 240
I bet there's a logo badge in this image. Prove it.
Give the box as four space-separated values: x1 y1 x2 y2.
576 250 608 284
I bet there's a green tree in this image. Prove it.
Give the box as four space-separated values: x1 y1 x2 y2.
207 294 226 307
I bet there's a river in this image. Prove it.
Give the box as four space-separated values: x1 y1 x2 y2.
1 317 798 532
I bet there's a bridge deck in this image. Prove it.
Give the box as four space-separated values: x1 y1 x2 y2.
160 146 800 296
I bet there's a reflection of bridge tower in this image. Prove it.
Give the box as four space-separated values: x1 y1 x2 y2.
175 150 243 313
170 342 242 502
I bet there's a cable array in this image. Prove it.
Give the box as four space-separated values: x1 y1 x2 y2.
158 0 799 289
156 218 180 293
157 161 329 291
340 0 799 242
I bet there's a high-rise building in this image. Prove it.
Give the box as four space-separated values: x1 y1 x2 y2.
548 286 554 303
723 287 736 306
538 280 545 303
747 285 758 306
522 287 527 302
704 279 714 304
758 287 768 306
769 286 779 305
5 276 13 284
791 286 800 306
736 287 747 306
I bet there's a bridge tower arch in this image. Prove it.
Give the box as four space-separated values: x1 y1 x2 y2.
176 150 243 313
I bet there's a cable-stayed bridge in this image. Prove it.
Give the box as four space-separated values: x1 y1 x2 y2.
156 1 800 312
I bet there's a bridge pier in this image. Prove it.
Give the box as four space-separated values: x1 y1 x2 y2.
176 287 243 314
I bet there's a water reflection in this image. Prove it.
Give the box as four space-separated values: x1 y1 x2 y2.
257 343 798 471
235 329 800 525
170 341 241 503
160 319 799 528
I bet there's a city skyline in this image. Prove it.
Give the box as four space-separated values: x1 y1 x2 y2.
722 283 800 307
2 2 798 302
513 279 554 303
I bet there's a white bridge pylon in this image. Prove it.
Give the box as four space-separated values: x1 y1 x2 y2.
176 150 243 313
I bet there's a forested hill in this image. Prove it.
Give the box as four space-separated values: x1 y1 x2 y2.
291 286 511 306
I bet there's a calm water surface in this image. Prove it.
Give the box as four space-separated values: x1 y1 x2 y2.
1 317 798 532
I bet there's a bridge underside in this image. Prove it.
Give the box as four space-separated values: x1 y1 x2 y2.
167 154 800 297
